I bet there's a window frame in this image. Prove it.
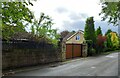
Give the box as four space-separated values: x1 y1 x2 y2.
76 35 80 40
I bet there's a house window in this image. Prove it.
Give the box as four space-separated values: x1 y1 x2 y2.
76 35 80 40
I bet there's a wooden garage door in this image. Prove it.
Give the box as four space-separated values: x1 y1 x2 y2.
73 44 81 57
66 44 82 59
66 44 72 59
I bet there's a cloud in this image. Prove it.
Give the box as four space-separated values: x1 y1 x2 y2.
62 20 118 35
80 13 89 19
29 0 118 35
55 7 68 13
62 20 85 32
68 12 88 21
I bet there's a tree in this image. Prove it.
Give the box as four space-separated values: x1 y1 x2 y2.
84 17 96 46
119 37 120 49
84 17 96 55
96 26 102 36
100 2 120 25
96 35 107 53
105 32 119 51
110 32 119 49
1 1 34 39
30 13 60 46
106 33 113 49
60 30 69 38
105 29 112 36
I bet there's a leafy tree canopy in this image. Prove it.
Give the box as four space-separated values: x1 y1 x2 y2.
84 17 96 44
105 31 119 49
84 17 96 56
110 32 119 48
105 29 112 36
100 2 120 26
1 1 34 39
106 33 113 48
30 13 60 46
96 26 102 36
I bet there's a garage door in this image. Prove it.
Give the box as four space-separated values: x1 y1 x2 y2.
66 44 82 59
66 44 73 59
73 44 81 57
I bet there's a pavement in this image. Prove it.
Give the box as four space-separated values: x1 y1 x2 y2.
3 52 119 76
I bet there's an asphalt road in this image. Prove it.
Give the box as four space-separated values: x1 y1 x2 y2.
14 52 119 76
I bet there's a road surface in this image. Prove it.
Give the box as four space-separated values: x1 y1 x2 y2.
13 52 119 76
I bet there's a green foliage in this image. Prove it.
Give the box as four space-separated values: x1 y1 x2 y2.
86 40 93 55
84 17 96 56
106 33 113 48
104 30 113 52
90 48 96 56
105 32 119 51
84 17 96 48
96 26 102 36
105 29 112 36
100 2 120 25
119 37 120 49
30 13 60 46
110 32 119 49
1 1 34 39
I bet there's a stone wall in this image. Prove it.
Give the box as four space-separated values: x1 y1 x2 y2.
82 43 88 57
61 41 66 61
2 40 62 70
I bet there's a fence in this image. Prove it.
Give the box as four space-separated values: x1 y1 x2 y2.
2 40 62 70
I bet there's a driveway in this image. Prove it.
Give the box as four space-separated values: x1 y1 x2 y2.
13 52 119 76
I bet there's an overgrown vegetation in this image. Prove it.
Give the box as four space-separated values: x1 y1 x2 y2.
96 26 102 36
1 1 120 55
84 17 119 56
1 1 34 39
1 1 60 48
84 17 96 56
100 2 120 26
98 1 120 53
30 13 60 47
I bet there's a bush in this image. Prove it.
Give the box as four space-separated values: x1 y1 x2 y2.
118 45 120 50
91 48 96 55
88 48 96 56
104 47 115 52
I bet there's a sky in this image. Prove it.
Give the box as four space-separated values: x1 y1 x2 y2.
28 0 118 34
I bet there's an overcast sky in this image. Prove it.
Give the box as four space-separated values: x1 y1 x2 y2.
28 0 118 34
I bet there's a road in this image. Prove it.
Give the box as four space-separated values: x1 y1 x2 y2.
13 52 119 76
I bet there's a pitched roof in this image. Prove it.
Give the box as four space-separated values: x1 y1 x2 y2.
63 30 84 42
62 32 75 42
